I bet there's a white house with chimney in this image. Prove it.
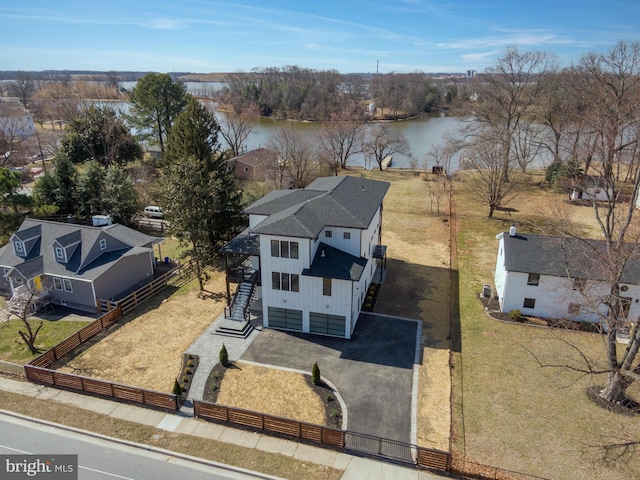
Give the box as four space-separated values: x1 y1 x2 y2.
494 226 640 325
221 175 389 339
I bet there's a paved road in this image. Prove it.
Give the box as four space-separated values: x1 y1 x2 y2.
242 313 419 443
0 413 277 480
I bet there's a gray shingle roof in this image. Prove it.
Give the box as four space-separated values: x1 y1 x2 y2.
247 176 390 239
302 242 367 281
0 219 161 281
501 232 640 284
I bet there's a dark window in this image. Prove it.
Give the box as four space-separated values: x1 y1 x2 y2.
621 297 632 317
523 298 536 309
527 273 540 286
343 232 351 239
323 277 332 296
568 303 581 315
272 272 299 292
272 272 280 290
281 241 289 258
573 277 586 291
271 240 298 259
325 230 332 238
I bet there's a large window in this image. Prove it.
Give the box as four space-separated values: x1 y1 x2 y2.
323 277 332 296
271 272 299 292
523 298 536 309
270 240 299 259
63 279 73 293
53 277 63 291
527 273 540 286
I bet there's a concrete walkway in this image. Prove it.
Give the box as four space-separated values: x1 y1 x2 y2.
185 307 262 401
0 376 446 480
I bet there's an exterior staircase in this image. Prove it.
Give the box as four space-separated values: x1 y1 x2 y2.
216 272 257 338
8 285 51 316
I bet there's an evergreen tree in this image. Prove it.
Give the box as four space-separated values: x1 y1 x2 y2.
34 152 77 214
128 73 188 153
163 96 244 290
102 167 139 226
76 161 106 217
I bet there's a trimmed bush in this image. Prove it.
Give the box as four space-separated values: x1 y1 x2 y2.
312 362 321 386
510 309 523 322
220 343 229 367
172 379 183 395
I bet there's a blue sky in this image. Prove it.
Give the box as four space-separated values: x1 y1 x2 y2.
1 1 639 73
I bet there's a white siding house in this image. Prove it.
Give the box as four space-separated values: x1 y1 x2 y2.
494 228 640 325
222 176 389 339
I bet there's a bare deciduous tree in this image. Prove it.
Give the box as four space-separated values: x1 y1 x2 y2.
267 124 319 189
216 106 257 157
463 135 518 218
362 124 409 171
317 117 364 175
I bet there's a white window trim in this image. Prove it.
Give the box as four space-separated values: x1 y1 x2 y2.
55 246 65 259
63 279 73 293
14 241 24 255
53 277 63 291
99 239 107 250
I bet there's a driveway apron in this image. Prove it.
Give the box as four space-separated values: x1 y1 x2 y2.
241 313 418 443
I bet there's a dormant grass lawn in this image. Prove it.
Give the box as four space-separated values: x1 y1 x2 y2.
451 170 640 480
0 390 342 480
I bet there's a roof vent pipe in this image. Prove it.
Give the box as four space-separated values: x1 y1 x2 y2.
509 224 516 237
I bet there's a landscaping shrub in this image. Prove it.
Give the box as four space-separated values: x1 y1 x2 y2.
510 309 523 322
220 343 229 367
172 379 183 395
312 362 321 386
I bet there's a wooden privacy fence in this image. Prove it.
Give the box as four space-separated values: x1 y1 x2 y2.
24 365 178 410
194 400 345 447
192 399 450 472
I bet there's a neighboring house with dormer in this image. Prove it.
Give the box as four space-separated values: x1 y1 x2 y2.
494 226 640 325
221 175 389 339
0 218 164 312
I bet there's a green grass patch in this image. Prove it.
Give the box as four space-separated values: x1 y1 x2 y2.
0 319 92 364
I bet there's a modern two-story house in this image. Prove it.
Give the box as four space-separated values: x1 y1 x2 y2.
494 226 640 325
221 175 390 339
0 218 164 313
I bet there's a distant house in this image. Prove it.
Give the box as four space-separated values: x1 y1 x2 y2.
221 175 390 339
569 175 612 202
0 218 164 313
494 227 640 325
0 102 36 139
227 148 277 181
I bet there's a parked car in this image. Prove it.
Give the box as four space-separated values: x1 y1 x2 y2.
143 206 163 218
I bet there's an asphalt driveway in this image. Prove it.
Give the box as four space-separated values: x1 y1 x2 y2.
241 312 419 442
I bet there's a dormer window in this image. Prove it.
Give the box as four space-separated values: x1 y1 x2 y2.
55 247 64 259
100 239 107 250
14 241 24 255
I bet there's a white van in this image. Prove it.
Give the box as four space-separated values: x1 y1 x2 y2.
143 206 163 218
